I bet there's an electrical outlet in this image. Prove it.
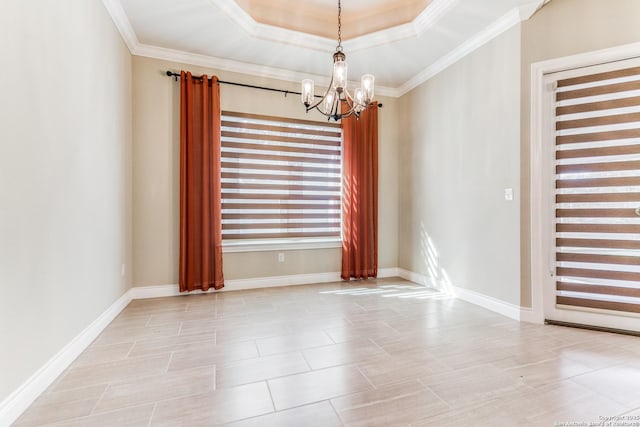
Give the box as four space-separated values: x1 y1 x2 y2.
278 253 285 263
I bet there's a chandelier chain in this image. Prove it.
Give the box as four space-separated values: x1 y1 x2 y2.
300 0 374 120
336 0 342 51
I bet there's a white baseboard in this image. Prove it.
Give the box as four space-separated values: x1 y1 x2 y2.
396 268 444 290
452 286 522 321
1 266 532 426
0 290 133 427
519 306 543 324
132 272 338 299
131 284 184 299
132 268 401 299
397 268 532 322
377 267 401 278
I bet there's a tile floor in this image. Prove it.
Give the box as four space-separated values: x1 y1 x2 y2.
14 278 640 426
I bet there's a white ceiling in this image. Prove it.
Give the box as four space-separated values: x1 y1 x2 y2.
105 0 549 97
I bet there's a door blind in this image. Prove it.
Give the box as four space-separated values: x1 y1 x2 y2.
220 111 342 242
555 65 640 314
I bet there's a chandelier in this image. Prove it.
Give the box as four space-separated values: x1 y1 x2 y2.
300 0 375 121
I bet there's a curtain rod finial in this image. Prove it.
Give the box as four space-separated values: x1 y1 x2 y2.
166 70 179 81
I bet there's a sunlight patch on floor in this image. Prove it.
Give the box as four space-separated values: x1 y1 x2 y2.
319 284 453 300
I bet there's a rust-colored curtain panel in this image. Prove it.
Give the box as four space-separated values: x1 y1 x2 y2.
341 104 379 280
179 71 224 292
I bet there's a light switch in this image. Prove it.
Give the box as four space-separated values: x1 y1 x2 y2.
504 188 513 201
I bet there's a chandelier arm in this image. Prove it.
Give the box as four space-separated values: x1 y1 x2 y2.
301 0 373 121
342 89 358 117
306 96 325 113
331 89 341 117
342 88 354 107
305 71 336 112
306 92 329 113
340 108 356 120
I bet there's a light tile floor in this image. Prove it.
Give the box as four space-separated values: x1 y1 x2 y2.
14 278 640 426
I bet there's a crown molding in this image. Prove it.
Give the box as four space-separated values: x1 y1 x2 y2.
103 0 544 99
208 0 334 52
101 0 139 52
134 43 319 84
343 0 459 52
209 0 458 54
519 0 549 20
100 0 398 97
412 0 459 35
413 0 459 33
133 43 400 98
342 22 417 53
396 6 522 96
396 0 547 95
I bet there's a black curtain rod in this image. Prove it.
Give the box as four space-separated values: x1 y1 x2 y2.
165 71 383 108
165 71 318 99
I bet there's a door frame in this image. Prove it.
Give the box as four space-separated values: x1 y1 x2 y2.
528 41 640 325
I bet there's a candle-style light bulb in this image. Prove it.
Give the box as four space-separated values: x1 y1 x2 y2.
324 90 336 115
361 74 375 103
333 61 347 92
301 79 314 107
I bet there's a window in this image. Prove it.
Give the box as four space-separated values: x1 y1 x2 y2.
220 111 342 246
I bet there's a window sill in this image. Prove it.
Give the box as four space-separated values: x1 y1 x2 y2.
222 239 342 253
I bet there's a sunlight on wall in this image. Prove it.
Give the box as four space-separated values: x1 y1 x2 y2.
419 222 454 295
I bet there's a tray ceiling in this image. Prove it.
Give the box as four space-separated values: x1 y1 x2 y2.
234 0 432 40
108 0 550 96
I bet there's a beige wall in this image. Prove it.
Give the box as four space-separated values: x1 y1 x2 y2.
519 0 640 307
132 56 399 286
5 1 635 406
398 0 640 309
397 26 522 305
0 0 132 403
